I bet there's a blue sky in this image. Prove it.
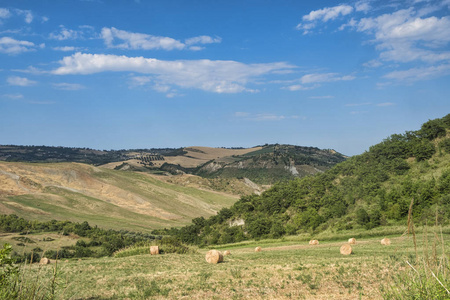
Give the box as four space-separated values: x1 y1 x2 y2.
1 0 449 156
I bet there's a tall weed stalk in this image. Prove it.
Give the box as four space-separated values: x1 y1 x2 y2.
382 199 450 299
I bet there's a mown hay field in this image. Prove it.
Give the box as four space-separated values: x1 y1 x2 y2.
23 228 450 299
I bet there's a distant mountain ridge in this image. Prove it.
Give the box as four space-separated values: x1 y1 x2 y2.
0 144 347 184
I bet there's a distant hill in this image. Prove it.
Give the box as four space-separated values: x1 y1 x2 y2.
0 162 238 232
193 144 347 184
169 114 450 246
0 144 347 185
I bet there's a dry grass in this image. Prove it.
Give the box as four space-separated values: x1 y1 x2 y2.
0 161 237 232
20 232 448 299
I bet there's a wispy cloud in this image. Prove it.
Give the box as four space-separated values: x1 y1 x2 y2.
297 4 354 34
345 102 372 107
284 72 355 91
234 112 301 121
2 93 23 99
377 102 395 107
0 37 37 54
101 27 221 51
52 52 295 93
383 64 450 82
0 8 11 20
309 95 334 99
354 9 450 64
15 9 33 23
52 83 85 90
0 8 34 24
49 25 94 40
53 46 80 52
7 76 37 86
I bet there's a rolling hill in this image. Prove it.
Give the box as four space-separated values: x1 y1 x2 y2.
0 162 238 232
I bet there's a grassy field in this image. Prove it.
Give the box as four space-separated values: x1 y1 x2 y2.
0 162 238 232
17 226 450 299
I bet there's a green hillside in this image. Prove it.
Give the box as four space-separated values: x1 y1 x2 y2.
171 114 450 246
194 144 347 184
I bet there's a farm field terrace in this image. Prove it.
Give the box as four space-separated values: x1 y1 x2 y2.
21 226 450 299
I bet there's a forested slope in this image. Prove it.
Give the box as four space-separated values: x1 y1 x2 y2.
170 114 450 246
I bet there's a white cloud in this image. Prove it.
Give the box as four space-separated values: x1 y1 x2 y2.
189 46 204 51
2 93 23 99
363 59 383 68
101 27 221 51
52 52 295 94
282 72 354 91
355 1 371 13
309 95 334 99
285 84 318 91
12 66 47 75
234 112 300 121
15 9 33 23
345 102 372 107
49 25 93 40
7 76 37 86
377 102 395 106
0 37 36 54
185 35 221 45
300 73 355 84
52 83 85 90
53 46 78 52
0 8 11 19
302 5 353 22
129 76 152 87
101 27 185 50
354 9 450 63
297 4 353 34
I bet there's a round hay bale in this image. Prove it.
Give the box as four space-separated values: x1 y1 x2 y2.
255 246 262 252
309 240 319 245
381 238 391 245
340 244 352 255
223 250 231 256
205 250 223 264
40 257 50 265
348 238 356 244
150 246 159 255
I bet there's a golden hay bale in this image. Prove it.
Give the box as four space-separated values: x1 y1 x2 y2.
40 257 50 265
205 250 223 264
309 240 319 245
340 244 352 255
223 250 231 256
381 238 391 245
150 246 159 255
255 246 262 252
348 238 356 244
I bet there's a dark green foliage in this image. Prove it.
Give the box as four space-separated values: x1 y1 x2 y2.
0 215 159 259
418 118 447 140
439 138 450 153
